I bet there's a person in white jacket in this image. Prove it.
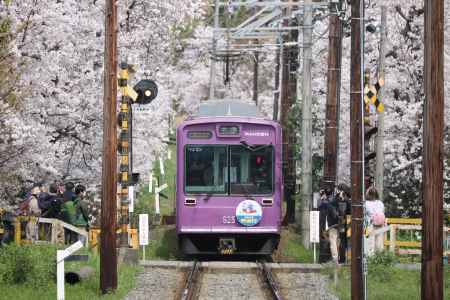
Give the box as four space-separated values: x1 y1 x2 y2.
365 187 386 252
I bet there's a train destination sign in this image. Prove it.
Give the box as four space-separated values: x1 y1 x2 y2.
235 200 263 227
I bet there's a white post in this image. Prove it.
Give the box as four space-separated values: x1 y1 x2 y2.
167 149 172 160
56 241 83 300
159 156 165 176
57 251 65 300
155 190 160 216
313 243 316 263
129 186 134 213
148 171 153 193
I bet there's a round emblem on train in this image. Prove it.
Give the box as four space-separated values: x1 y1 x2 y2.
235 200 263 227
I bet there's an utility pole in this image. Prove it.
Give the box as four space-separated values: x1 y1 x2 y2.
300 0 312 249
375 6 386 200
273 39 281 121
322 0 343 191
253 52 259 105
422 0 444 299
209 0 220 100
100 0 118 293
350 0 365 299
280 5 295 224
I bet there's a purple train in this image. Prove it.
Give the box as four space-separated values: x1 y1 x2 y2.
176 101 283 255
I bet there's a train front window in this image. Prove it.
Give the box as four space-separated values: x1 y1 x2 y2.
185 145 227 194
229 145 273 195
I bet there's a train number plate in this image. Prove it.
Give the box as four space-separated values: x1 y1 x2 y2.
222 216 236 224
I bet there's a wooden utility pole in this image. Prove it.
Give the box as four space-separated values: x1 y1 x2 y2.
375 6 386 200
322 0 343 190
422 0 444 299
300 0 312 249
253 52 259 105
280 5 296 224
350 0 365 299
100 0 118 293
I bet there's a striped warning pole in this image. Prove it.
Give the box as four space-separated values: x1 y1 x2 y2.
118 62 131 247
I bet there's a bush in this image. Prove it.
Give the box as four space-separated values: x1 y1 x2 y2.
368 250 399 266
0 244 57 287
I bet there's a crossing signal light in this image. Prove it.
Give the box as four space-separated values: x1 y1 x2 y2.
364 78 385 113
134 79 158 105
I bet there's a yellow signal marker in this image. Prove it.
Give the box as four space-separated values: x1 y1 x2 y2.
126 85 138 101
121 103 129 112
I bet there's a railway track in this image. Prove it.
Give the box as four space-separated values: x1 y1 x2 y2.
178 260 283 300
257 260 283 300
180 260 201 300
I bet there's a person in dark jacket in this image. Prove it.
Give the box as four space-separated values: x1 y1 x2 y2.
40 183 63 218
61 184 89 243
62 182 76 203
336 184 351 263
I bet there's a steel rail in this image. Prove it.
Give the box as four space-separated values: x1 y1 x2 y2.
180 260 200 300
258 261 283 300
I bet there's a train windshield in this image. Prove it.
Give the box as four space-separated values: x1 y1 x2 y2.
229 145 273 195
184 144 273 195
185 146 228 194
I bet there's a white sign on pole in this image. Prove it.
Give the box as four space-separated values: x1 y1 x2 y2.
139 214 149 246
128 186 134 213
313 192 320 209
310 211 320 243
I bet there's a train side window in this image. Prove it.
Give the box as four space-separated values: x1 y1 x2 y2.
185 145 227 194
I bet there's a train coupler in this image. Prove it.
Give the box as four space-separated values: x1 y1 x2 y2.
218 238 236 255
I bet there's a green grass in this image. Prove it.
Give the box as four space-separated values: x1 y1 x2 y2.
133 144 177 225
324 263 450 300
0 246 140 300
275 227 314 263
141 225 181 260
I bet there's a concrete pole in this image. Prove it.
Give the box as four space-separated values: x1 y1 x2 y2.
273 39 281 121
375 6 386 200
422 0 444 299
253 52 259 105
209 0 220 100
300 0 312 249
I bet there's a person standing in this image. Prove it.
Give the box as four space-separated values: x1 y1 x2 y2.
63 182 76 203
326 189 340 264
336 184 351 263
25 186 41 242
366 187 385 252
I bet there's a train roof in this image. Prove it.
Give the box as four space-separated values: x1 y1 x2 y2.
194 100 262 118
177 100 281 129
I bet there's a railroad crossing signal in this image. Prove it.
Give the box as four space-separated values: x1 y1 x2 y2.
134 79 158 105
364 77 385 113
117 62 158 247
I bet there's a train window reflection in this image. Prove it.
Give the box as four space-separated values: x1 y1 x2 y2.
229 145 273 195
185 145 227 194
